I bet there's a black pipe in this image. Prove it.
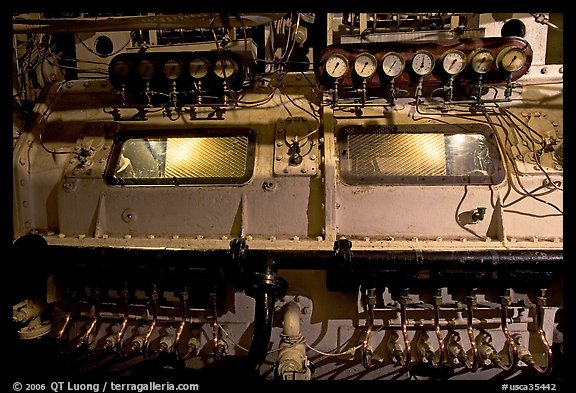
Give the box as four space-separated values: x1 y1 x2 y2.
246 287 276 367
243 258 287 369
37 245 563 271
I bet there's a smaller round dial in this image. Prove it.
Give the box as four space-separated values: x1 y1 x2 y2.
189 57 210 79
440 49 467 76
110 60 132 79
213 57 238 79
353 53 377 78
163 59 183 80
380 52 405 78
136 59 156 80
496 46 527 73
469 48 495 74
410 50 435 76
324 53 349 79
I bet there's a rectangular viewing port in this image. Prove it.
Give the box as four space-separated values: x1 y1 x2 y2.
338 124 505 185
105 128 255 186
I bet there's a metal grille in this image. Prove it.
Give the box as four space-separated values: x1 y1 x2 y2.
347 133 447 177
165 136 248 178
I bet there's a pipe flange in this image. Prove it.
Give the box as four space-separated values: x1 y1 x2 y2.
245 272 287 299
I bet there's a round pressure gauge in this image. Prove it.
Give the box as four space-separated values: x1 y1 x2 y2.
496 46 527 73
410 50 435 76
110 59 132 79
189 57 210 79
136 59 156 80
469 48 495 74
324 53 349 79
380 52 405 78
440 49 467 76
214 57 238 79
163 59 183 80
353 52 378 78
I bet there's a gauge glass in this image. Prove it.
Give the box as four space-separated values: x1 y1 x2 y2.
353 53 377 78
111 60 132 79
410 50 435 76
214 57 238 79
469 48 494 74
496 46 527 72
324 53 349 79
440 49 466 76
163 59 183 80
136 59 156 80
380 52 405 78
189 57 210 79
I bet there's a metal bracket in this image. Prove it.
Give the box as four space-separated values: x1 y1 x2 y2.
273 117 319 177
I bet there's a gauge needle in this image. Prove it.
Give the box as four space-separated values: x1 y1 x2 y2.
333 62 340 73
449 59 457 70
388 60 397 74
361 62 368 73
508 56 517 68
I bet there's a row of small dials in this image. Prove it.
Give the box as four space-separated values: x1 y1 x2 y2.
323 46 527 79
110 55 240 81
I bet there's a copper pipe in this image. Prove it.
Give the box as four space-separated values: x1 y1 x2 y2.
465 292 479 372
57 289 73 354
115 284 130 354
361 288 375 369
431 290 446 368
211 293 220 361
529 290 553 375
399 291 412 369
496 290 519 371
175 289 195 361
76 288 100 350
142 285 159 360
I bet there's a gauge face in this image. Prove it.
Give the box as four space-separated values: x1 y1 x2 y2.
324 53 349 79
410 50 435 76
136 59 156 80
214 57 238 79
111 60 132 79
496 46 527 72
353 53 377 78
163 59 183 80
189 57 210 79
380 52 405 78
469 48 494 74
440 49 467 76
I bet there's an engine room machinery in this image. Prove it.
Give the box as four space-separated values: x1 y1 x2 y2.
11 11 564 386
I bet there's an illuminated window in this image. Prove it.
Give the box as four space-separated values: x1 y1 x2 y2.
338 124 505 185
105 128 255 185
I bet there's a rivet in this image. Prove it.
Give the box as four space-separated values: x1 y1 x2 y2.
172 235 180 239
293 236 300 241
124 234 132 239
102 234 109 239
221 235 228 240
269 236 276 241
246 235 253 241
78 234 86 239
58 233 66 238
316 236 323 241
310 155 316 161
364 237 370 242
283 168 289 173
276 155 282 161
22 201 28 208
277 141 283 146
148 234 155 239
196 235 204 240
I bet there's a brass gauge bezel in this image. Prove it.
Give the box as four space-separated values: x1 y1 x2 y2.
110 59 132 79
213 57 238 79
324 53 349 79
163 59 183 80
353 52 378 79
189 57 210 79
440 49 467 76
496 46 527 73
468 48 495 74
410 50 435 77
136 59 156 80
380 52 405 78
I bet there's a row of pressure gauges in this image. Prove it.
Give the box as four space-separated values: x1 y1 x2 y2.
110 56 239 81
325 52 406 79
323 46 527 79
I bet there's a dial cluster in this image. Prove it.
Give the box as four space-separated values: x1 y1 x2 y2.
108 51 245 90
318 39 530 85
